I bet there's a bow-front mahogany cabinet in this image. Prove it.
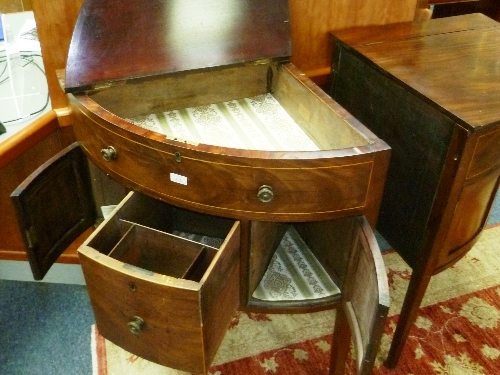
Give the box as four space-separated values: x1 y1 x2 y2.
11 0 391 373
329 13 500 367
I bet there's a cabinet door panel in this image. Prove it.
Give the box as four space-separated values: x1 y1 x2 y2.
330 215 389 374
10 142 96 280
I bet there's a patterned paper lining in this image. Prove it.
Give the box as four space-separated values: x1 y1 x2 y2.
252 226 340 301
174 226 340 301
127 93 320 151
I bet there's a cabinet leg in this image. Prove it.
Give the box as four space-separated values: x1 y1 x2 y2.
329 307 350 375
385 269 432 368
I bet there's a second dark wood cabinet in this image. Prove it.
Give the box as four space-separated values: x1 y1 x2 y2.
329 13 500 367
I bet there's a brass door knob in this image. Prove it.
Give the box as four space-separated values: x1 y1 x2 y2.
127 316 145 334
257 185 274 203
101 146 117 161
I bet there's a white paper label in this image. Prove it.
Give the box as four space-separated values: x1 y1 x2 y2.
170 172 188 185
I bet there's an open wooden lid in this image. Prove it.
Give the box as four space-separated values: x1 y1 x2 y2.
65 0 292 93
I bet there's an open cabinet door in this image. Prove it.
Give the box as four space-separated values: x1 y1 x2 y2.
11 142 96 280
330 216 390 375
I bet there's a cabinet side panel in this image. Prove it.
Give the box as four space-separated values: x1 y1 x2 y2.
295 218 356 288
201 222 241 368
331 49 455 267
247 221 289 297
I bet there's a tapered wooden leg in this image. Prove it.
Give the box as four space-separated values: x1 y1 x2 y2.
385 269 433 368
330 307 351 375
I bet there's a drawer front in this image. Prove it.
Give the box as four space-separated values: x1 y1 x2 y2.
80 253 205 370
467 127 500 179
437 170 499 270
79 193 241 373
437 128 500 270
71 96 382 222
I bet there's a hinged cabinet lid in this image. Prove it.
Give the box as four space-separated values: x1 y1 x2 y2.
65 0 292 93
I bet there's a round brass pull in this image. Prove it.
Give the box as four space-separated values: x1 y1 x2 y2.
101 146 117 161
257 185 274 203
127 316 145 335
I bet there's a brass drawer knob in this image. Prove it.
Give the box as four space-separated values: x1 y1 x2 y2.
127 316 145 334
257 185 274 203
101 146 117 161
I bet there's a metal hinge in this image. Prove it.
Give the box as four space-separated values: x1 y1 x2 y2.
91 81 114 91
267 66 274 93
25 227 37 249
253 58 272 65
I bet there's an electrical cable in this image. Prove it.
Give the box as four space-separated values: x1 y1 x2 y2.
0 51 50 124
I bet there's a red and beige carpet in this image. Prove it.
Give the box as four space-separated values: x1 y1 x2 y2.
92 224 500 375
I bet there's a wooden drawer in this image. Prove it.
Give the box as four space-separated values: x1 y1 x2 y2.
79 191 240 374
68 62 390 223
62 0 390 225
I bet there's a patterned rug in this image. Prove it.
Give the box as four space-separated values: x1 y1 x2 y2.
91 223 500 375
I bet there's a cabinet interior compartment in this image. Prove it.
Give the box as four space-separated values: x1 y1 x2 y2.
87 160 129 223
248 217 359 307
88 62 371 152
87 192 236 282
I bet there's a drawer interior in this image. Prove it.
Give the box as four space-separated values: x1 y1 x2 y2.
125 92 320 152
87 62 371 151
87 192 236 282
107 223 217 281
